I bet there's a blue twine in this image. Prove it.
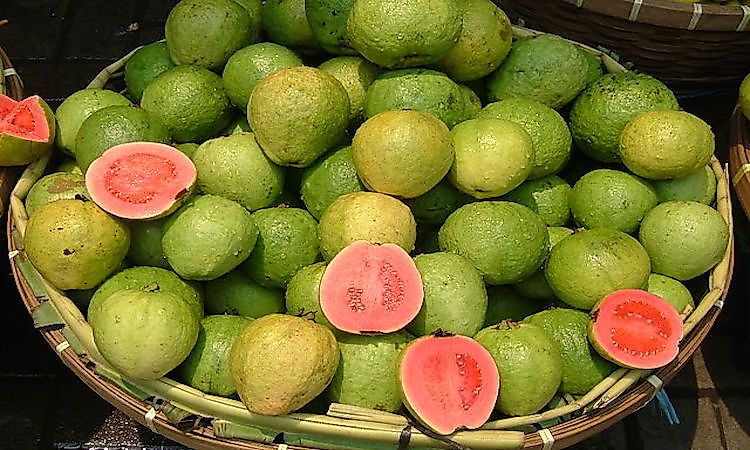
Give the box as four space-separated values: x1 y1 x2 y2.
655 390 681 425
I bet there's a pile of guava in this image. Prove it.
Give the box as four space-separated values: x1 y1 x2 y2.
18 0 731 438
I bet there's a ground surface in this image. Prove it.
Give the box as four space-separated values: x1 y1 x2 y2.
0 1 749 449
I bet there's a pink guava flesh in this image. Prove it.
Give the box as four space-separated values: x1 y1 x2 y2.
319 240 423 334
0 95 50 142
85 142 197 220
0 94 17 119
399 335 499 435
590 289 683 370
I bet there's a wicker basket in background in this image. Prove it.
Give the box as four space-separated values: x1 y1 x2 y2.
0 46 24 213
496 0 750 95
729 105 750 219
6 27 737 450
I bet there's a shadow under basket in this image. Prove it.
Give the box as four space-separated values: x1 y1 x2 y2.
7 26 737 450
0 46 25 214
496 0 750 96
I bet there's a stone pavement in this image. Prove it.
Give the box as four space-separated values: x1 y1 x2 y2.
0 1 749 449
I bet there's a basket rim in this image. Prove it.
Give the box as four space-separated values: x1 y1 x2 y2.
533 0 750 31
728 105 750 219
5 26 737 450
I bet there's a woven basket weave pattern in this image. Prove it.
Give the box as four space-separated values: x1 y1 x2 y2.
496 0 750 90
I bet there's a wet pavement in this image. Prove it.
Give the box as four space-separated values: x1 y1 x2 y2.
0 1 749 449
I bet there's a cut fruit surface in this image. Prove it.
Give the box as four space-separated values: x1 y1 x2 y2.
85 142 197 220
398 334 499 435
0 95 51 141
319 240 423 334
0 95 17 120
589 289 683 370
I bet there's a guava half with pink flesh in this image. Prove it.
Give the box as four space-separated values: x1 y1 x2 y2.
0 94 56 166
85 142 197 220
589 289 683 370
319 240 423 334
398 334 499 435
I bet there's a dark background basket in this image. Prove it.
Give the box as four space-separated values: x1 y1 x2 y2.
495 0 750 95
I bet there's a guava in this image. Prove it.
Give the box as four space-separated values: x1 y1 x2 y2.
87 266 204 323
438 201 548 285
85 142 197 220
179 315 253 396
638 201 729 280
54 88 131 155
651 165 716 205
284 262 332 329
91 288 200 380
475 321 562 416
569 169 658 233
408 252 487 337
545 228 651 310
645 273 695 315
204 269 284 318
503 176 572 227
230 314 339 415
0 95 56 166
241 207 319 288
162 195 258 280
192 132 285 211
300 146 364 219
326 331 412 412
24 199 130 291
588 289 683 369
398 334 499 435
126 218 170 269
318 191 416 260
352 110 454 198
487 34 588 109
319 241 423 334
25 172 89 217
248 67 350 168
525 308 615 395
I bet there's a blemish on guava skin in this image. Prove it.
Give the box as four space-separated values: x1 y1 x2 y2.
63 248 75 255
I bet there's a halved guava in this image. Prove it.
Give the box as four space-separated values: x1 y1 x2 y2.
589 289 683 370
0 94 56 166
319 240 423 334
398 334 499 435
85 142 197 220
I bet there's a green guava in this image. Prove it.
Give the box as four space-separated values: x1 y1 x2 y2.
638 201 729 280
91 288 200 380
205 269 284 318
126 218 170 269
241 207 319 288
405 179 472 225
87 266 204 323
503 176 572 227
25 172 89 217
179 315 253 396
438 201 548 285
284 262 333 329
192 132 285 211
525 308 615 395
569 169 658 233
645 273 695 314
248 67 350 168
408 252 487 337
319 56 381 124
545 228 651 310
475 321 563 416
651 165 716 205
300 146 364 219
484 286 548 326
487 34 588 108
162 195 258 280
326 331 412 412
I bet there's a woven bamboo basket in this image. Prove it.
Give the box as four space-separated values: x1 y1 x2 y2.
729 104 750 219
495 0 750 94
0 46 25 212
8 27 735 450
